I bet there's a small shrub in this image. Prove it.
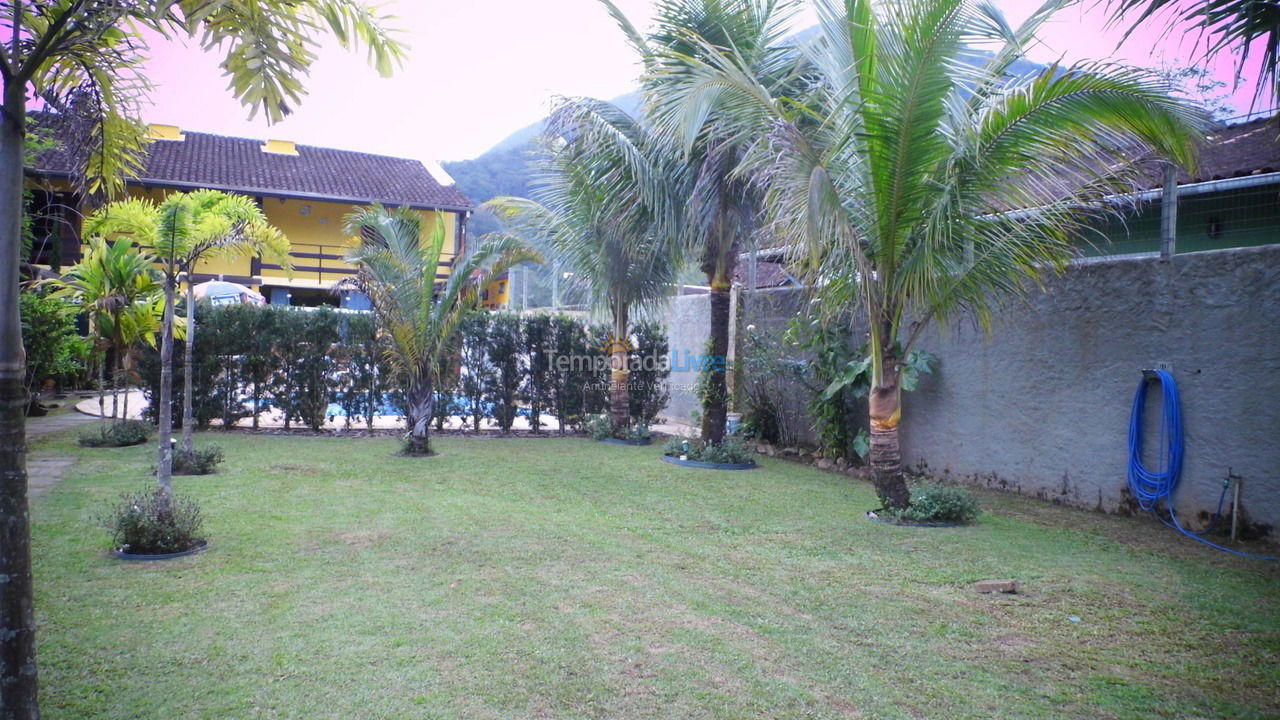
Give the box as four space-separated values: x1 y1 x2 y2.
624 423 651 443
664 435 755 465
584 414 612 440
889 483 980 525
102 488 205 555
172 445 224 476
696 437 755 465
79 420 152 448
663 436 688 456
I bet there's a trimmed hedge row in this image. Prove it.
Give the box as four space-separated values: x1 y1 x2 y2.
139 304 670 433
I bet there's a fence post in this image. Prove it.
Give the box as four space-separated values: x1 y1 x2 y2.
1160 164 1179 259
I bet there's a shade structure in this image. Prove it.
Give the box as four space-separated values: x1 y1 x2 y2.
192 279 266 305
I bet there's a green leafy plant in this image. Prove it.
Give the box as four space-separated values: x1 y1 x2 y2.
521 314 553 432
19 291 85 406
737 323 808 447
664 435 755 465
624 423 651 443
343 205 539 454
546 315 593 433
628 321 670 426
78 420 152 448
458 313 495 432
655 0 1202 511
102 488 205 555
172 445 224 476
486 96 681 436
886 483 980 525
486 312 524 433
584 414 613 441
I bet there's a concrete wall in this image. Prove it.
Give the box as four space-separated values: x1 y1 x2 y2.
739 286 824 446
662 244 1280 531
662 293 710 423
902 244 1280 530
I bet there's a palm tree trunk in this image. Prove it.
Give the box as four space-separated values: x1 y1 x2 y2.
609 310 630 436
156 274 177 496
109 355 118 421
119 361 130 421
700 279 732 445
97 352 106 421
404 378 434 455
868 348 910 510
0 79 41 720
181 279 195 454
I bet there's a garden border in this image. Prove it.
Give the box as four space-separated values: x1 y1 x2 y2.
111 540 209 562
660 455 756 471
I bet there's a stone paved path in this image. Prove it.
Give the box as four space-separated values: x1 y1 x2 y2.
25 410 96 499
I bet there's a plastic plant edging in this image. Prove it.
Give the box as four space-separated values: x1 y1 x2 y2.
599 437 653 446
112 540 209 561
866 515 968 528
660 455 756 471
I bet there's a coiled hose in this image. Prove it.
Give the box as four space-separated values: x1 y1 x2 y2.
1127 369 1273 560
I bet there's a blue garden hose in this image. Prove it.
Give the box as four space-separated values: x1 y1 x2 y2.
1127 369 1274 560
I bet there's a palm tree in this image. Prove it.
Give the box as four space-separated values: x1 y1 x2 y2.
486 97 681 435
342 205 539 456
605 0 800 445
84 190 290 494
0 5 402 713
1107 0 1279 106
45 237 164 423
656 0 1204 508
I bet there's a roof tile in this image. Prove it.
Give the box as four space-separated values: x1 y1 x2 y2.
31 124 472 211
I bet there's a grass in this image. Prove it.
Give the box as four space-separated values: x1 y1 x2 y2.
28 428 1280 719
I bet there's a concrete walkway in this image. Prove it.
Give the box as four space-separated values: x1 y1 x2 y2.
24 409 96 500
25 409 96 441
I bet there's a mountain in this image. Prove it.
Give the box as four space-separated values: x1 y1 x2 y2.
443 92 642 237
443 49 1046 237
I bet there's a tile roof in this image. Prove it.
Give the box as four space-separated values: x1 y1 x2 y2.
29 123 472 211
1179 115 1280 184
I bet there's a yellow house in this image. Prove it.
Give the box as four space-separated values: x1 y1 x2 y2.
25 123 473 309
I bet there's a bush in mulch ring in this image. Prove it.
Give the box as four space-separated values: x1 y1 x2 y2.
869 482 980 526
661 436 756 470
172 444 224 475
78 420 152 448
601 423 653 446
101 487 206 559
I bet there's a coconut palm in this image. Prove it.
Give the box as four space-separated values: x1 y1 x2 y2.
486 97 682 435
606 0 800 445
1107 0 1279 106
655 0 1204 508
84 190 290 494
342 205 539 456
45 237 164 422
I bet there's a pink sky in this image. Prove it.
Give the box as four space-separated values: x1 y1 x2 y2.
138 0 1268 164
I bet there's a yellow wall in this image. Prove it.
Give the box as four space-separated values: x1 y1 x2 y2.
105 187 462 294
259 198 459 289
125 186 252 281
481 274 510 310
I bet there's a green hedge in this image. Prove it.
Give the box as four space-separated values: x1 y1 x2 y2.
140 304 670 433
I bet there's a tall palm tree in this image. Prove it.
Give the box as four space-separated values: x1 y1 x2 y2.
486 97 682 435
341 205 539 456
84 190 290 494
1107 0 1279 106
45 237 164 422
656 0 1204 508
0 5 402 713
605 0 801 445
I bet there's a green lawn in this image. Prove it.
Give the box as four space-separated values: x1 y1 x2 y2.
28 428 1280 719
